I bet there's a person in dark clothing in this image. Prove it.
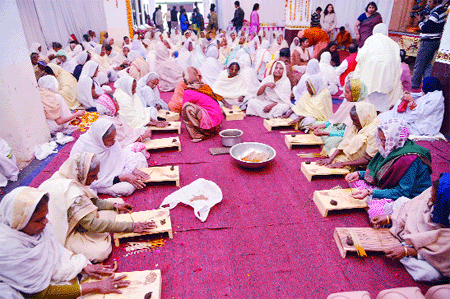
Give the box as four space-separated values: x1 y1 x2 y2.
311 7 322 28
171 6 179 31
231 1 245 33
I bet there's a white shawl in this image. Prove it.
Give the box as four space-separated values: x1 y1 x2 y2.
212 62 251 100
259 61 292 105
319 52 339 95
137 72 169 110
293 59 321 104
77 60 103 108
199 46 224 87
0 187 88 295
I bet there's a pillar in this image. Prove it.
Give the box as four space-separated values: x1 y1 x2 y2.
432 14 450 137
0 0 50 167
103 0 130 43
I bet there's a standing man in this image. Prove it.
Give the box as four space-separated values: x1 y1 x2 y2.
166 7 172 31
155 5 164 32
171 6 179 31
411 0 446 90
231 1 245 33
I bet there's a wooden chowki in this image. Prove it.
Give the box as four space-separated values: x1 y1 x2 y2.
334 227 401 258
83 269 162 298
425 284 450 299
285 133 324 149
376 287 425 299
157 109 179 121
114 209 173 247
263 118 299 131
327 291 372 299
313 188 368 217
148 121 181 134
222 105 245 121
144 137 181 151
140 166 180 186
300 162 349 182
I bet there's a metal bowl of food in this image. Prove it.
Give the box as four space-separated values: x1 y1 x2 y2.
230 142 276 169
219 129 243 147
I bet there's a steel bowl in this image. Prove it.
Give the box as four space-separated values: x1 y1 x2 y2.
219 129 243 147
230 142 276 169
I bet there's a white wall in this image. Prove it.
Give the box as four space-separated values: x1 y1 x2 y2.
0 0 50 166
103 0 131 42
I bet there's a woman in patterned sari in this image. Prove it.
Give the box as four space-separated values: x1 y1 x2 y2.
354 1 383 48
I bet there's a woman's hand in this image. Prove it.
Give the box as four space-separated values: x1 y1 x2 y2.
384 246 408 260
119 174 146 189
141 130 152 140
132 169 150 181
355 33 360 42
317 158 333 166
133 221 157 233
266 82 276 89
263 103 277 113
222 100 233 109
371 215 390 228
282 110 293 119
351 189 369 200
401 91 414 103
153 120 169 128
328 162 346 168
114 203 134 213
311 123 326 130
83 264 115 280
93 274 130 294
313 128 329 136
345 172 360 183
288 116 303 125
75 110 86 118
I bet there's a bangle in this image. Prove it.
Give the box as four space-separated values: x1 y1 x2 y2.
404 246 408 257
79 284 83 296
386 215 390 224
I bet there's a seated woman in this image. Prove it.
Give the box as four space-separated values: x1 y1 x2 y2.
371 173 450 282
114 76 166 129
318 41 340 67
312 79 368 156
96 94 152 148
72 51 90 81
182 67 224 142
155 42 183 92
254 40 271 81
319 52 339 95
39 152 155 262
77 60 105 108
47 63 81 110
0 186 131 298
346 119 432 218
199 46 224 87
137 72 169 110
246 61 292 119
317 102 378 170
292 59 321 104
127 50 150 81
291 37 311 72
0 138 19 188
70 119 150 197
212 61 252 110
284 75 332 129
176 38 195 70
378 77 445 137
168 79 187 113
38 76 85 134
269 33 288 55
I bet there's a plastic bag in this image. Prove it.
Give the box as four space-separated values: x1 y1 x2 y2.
55 132 74 145
34 141 58 160
159 178 222 222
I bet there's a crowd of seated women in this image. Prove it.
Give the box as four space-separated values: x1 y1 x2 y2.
6 21 447 297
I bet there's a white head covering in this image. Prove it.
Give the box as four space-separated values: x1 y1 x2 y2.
293 59 322 102
38 75 59 92
258 60 291 105
199 46 224 87
76 51 89 65
71 44 83 58
376 119 411 158
206 46 219 59
306 74 326 95
319 52 339 94
290 37 300 54
114 76 135 96
30 42 42 54
128 50 141 62
0 187 88 295
373 23 388 36
70 118 127 189
80 60 98 78
94 44 102 55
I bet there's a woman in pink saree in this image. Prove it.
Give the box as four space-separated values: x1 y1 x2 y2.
249 3 260 36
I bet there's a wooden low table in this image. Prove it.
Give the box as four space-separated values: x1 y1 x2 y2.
263 118 299 131
144 137 181 152
300 162 349 182
312 188 367 217
157 109 179 121
222 105 245 121
83 269 162 298
285 134 324 149
140 166 180 186
148 121 181 134
114 209 173 247
334 227 401 258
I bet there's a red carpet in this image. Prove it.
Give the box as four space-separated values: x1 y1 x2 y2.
28 92 450 298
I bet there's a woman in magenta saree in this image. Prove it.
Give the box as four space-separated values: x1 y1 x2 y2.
249 4 260 36
355 1 382 48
